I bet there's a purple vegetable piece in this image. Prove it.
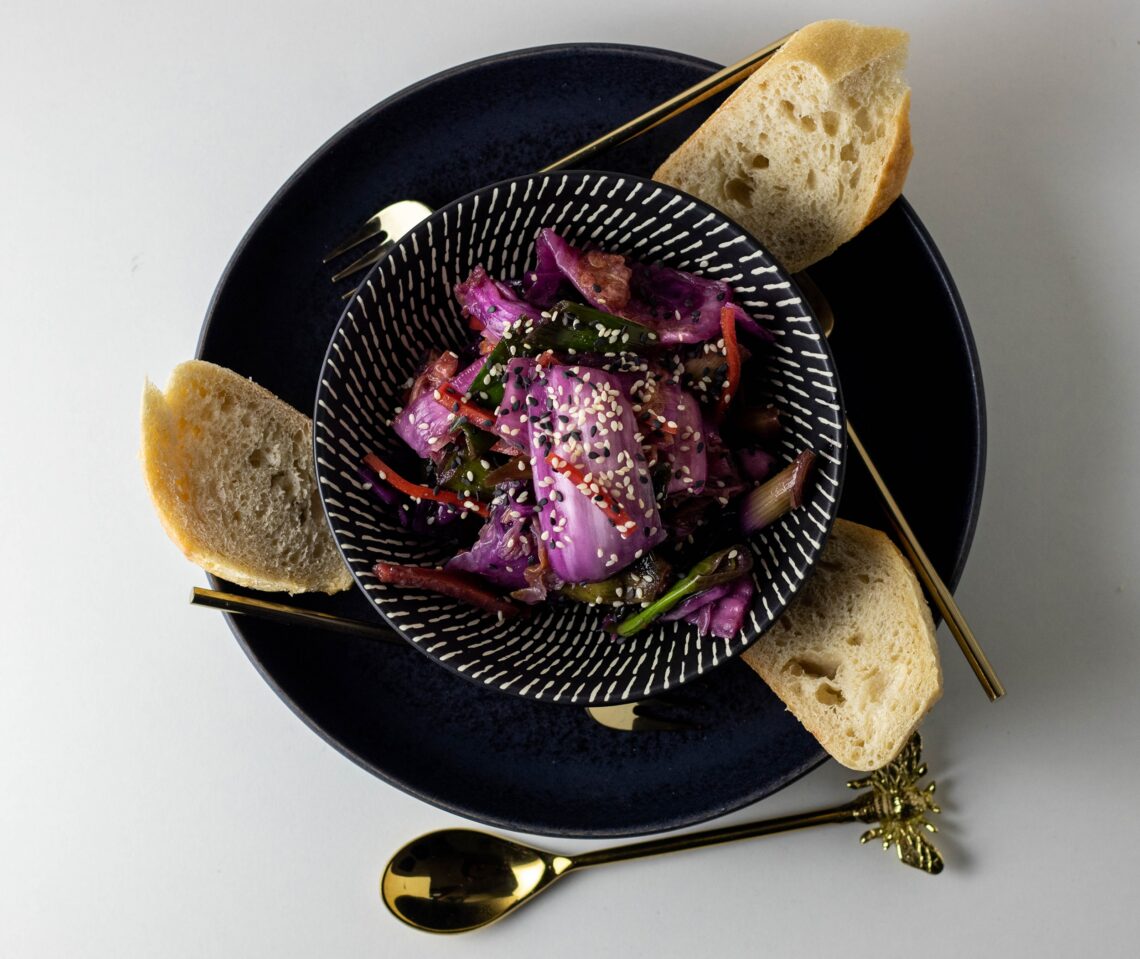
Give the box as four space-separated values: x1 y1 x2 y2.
392 390 457 462
659 384 707 496
526 363 665 583
450 354 487 394
522 229 632 312
626 262 773 345
661 582 731 621
356 462 398 506
396 499 464 538
491 357 536 448
690 604 714 636
737 447 778 483
706 575 754 639
445 494 537 590
701 416 747 500
455 266 542 343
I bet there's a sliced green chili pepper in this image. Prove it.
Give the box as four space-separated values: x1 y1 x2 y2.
558 552 672 606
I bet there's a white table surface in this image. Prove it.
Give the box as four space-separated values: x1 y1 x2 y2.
3 0 1139 954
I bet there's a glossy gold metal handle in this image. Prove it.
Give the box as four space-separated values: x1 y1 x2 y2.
845 424 1005 701
540 34 792 173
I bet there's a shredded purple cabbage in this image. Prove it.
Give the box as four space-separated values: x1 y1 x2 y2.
521 229 771 345
450 354 488 394
627 263 772 344
658 384 708 496
663 575 753 638
522 229 632 312
526 364 665 582
455 266 543 343
705 575 754 638
397 498 465 538
491 357 536 448
391 390 457 462
661 582 731 621
445 495 537 590
356 463 398 506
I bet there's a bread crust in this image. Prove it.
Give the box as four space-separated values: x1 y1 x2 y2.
861 89 913 229
742 519 942 770
653 20 912 273
141 361 353 595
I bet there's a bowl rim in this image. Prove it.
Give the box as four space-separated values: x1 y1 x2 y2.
311 166 847 704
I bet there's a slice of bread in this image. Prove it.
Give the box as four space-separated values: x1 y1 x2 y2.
654 20 912 273
742 518 941 770
141 360 353 594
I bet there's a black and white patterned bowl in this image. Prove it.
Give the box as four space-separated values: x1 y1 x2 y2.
313 170 845 705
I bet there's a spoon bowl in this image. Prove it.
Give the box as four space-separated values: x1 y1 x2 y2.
382 829 571 933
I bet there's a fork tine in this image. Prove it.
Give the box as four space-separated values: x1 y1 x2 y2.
322 212 386 263
329 240 392 283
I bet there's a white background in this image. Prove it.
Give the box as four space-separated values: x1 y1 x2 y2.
3 0 1139 955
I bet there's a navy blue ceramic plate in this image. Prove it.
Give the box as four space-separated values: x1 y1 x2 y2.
313 169 845 705
197 44 985 837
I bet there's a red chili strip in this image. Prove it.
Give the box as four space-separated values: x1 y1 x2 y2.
717 305 742 421
437 383 497 431
362 453 491 518
373 562 519 618
545 452 638 539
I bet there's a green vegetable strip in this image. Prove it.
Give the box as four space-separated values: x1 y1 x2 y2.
558 552 671 606
524 300 659 355
612 545 753 637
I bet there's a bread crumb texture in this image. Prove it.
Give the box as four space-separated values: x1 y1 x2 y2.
654 20 912 273
141 360 353 594
742 518 941 770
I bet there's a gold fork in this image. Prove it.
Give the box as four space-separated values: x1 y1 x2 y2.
322 199 433 288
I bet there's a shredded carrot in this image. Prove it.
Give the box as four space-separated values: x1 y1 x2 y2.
717 305 741 421
363 453 491 518
545 453 637 539
437 383 496 431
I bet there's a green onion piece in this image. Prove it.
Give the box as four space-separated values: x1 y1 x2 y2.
612 545 752 637
739 450 817 534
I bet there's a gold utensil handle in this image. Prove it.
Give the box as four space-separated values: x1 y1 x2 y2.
845 423 1005 701
540 34 792 173
190 587 403 644
569 803 860 870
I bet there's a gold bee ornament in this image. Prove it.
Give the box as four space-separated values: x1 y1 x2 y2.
845 733 943 874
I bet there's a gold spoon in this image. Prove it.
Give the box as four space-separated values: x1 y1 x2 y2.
794 272 1004 701
381 732 942 934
